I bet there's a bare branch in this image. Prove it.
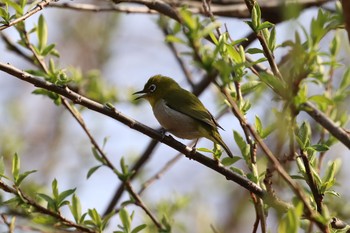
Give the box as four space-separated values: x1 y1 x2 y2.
103 138 159 216
62 98 117 170
138 153 182 195
299 150 324 214
302 101 350 149
49 2 156 14
125 181 164 230
113 0 180 21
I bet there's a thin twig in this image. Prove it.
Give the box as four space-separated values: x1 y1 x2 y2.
0 180 94 233
161 25 195 88
302 101 350 149
49 2 156 14
22 29 49 73
113 0 180 21
138 153 182 195
0 32 33 64
0 0 53 31
221 87 329 232
299 150 323 214
61 98 116 170
1 214 14 233
103 138 159 216
125 181 164 230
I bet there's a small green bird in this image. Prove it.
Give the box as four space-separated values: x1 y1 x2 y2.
134 75 233 158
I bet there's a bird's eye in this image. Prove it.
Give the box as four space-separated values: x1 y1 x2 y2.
149 84 156 93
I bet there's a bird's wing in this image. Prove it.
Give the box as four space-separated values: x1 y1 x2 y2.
166 89 223 130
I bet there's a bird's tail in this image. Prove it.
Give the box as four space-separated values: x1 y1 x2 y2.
210 132 233 158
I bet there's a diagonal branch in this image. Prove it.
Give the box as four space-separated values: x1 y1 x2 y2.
302 101 350 149
62 98 117 170
0 180 94 233
103 138 159 216
0 62 266 199
125 181 164 230
0 0 53 31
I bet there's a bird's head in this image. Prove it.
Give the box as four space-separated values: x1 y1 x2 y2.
133 75 180 107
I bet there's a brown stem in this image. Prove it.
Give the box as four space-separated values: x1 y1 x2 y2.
302 102 350 149
300 151 323 214
125 181 164 230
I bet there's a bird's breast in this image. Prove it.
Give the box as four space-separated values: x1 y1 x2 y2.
152 99 202 139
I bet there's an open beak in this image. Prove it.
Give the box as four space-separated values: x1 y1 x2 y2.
133 89 148 100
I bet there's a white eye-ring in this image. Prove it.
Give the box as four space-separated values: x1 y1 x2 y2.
149 84 157 93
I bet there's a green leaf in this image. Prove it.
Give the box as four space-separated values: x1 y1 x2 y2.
233 131 250 161
70 194 82 224
0 6 11 24
246 48 264 54
37 14 48 52
310 144 329 152
12 153 20 182
165 35 186 44
240 81 261 94
308 95 333 106
37 193 55 208
221 156 241 166
41 44 56 56
179 9 196 31
259 72 286 97
197 147 214 153
0 156 4 178
230 167 245 176
330 34 340 56
251 3 260 30
296 122 311 149
257 21 274 31
2 196 22 206
15 170 37 186
52 179 59 199
58 188 76 205
255 116 262 135
119 208 131 232
87 165 102 179
87 208 102 228
19 0 27 9
233 131 246 153
3 0 23 15
322 159 341 187
339 68 350 91
131 224 147 233
269 27 277 52
278 202 303 233
32 215 56 225
324 190 340 197
32 88 61 105
198 21 221 38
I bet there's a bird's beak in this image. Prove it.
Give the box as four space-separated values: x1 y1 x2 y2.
133 89 148 100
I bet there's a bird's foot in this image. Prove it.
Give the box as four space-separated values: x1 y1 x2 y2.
159 128 173 142
189 139 199 156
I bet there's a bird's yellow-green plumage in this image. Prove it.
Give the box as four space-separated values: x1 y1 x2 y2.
134 75 233 158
